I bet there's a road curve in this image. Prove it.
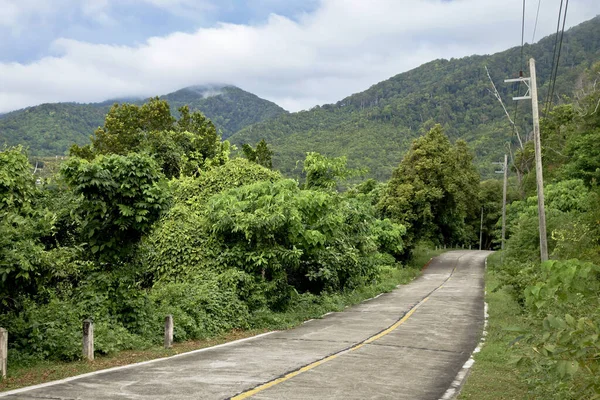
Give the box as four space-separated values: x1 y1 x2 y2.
1 250 491 400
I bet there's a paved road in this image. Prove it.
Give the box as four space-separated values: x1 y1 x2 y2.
2 250 491 400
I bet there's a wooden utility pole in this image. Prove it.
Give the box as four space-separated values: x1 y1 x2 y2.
479 207 484 251
505 58 548 261
529 59 548 261
502 154 508 251
493 155 509 251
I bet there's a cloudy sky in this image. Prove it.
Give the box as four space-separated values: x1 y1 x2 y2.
1 0 599 113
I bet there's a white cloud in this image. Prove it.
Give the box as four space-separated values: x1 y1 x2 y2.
0 0 62 33
1 0 599 113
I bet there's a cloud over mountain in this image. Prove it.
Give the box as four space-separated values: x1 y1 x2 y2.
1 0 598 113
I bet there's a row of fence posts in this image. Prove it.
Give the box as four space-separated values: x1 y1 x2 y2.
0 315 174 379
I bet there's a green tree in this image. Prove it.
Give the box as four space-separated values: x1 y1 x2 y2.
61 153 168 259
241 144 257 162
378 124 480 248
241 139 274 169
303 152 361 190
0 147 53 304
71 100 227 178
254 139 274 169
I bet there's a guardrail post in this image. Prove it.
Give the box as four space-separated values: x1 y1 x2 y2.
83 319 94 361
0 328 7 379
164 315 173 349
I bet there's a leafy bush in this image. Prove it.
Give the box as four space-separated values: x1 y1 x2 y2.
61 153 169 259
140 159 282 283
1 147 56 304
149 275 250 341
1 294 150 362
170 157 281 205
206 179 400 299
503 179 597 263
522 259 600 397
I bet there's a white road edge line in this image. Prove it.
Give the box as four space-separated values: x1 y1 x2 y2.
0 331 278 398
439 254 490 400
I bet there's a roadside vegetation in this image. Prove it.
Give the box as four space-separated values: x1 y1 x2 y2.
0 245 444 392
1 96 477 390
461 64 600 399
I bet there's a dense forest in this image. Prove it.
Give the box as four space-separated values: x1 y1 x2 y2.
0 85 286 156
160 86 287 139
231 16 600 180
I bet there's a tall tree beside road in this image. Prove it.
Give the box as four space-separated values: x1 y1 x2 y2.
378 124 480 250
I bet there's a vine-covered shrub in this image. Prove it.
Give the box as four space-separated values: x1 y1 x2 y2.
206 179 404 299
143 176 406 310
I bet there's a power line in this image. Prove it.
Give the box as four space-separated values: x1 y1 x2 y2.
520 0 527 74
544 0 565 115
532 0 542 43
546 0 569 114
512 0 527 146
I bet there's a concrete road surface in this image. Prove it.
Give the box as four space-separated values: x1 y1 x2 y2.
1 250 491 400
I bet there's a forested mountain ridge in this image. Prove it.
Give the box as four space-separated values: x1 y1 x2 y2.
231 15 600 179
160 85 287 139
0 85 287 156
0 103 111 156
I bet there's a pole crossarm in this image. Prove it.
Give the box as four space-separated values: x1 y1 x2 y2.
493 161 505 174
504 77 532 100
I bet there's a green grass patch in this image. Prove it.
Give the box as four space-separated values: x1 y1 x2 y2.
459 253 531 399
0 247 445 392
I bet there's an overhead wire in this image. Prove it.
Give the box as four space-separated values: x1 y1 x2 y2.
511 0 527 144
546 0 569 115
532 0 542 43
520 0 526 74
544 0 565 115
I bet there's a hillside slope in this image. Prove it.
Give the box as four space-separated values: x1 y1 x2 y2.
231 15 600 179
160 85 287 139
0 85 287 156
0 103 110 155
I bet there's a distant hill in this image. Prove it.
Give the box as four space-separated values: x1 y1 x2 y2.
231 16 600 180
0 85 287 156
0 103 111 155
160 85 287 139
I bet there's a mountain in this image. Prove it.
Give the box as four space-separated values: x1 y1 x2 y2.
0 103 111 155
0 85 287 156
230 15 600 180
160 85 287 139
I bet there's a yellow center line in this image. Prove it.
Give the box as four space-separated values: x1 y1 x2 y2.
231 255 465 399
231 296 431 400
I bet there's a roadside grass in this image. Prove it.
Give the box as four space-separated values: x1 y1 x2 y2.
458 252 531 400
0 246 447 392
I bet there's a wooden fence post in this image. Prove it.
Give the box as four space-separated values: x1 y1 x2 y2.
0 328 7 379
164 315 173 349
83 319 94 361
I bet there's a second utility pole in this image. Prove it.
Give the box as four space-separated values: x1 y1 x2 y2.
529 58 548 262
501 154 508 251
505 58 548 261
